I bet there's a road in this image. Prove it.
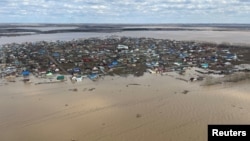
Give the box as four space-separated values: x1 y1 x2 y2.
46 55 69 74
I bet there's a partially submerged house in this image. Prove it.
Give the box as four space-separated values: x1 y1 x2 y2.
88 73 99 81
22 70 30 77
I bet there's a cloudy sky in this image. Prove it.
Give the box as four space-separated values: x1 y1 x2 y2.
0 0 250 23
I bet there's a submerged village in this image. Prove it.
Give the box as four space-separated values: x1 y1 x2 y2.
1 36 250 84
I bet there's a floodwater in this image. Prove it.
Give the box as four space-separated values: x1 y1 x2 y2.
1 28 250 141
14 26 78 31
1 30 250 45
1 74 250 141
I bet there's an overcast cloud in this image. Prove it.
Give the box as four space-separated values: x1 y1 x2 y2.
0 0 249 23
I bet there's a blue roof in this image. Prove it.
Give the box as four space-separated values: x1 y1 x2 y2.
179 53 189 58
227 54 236 59
22 71 30 76
73 67 81 72
150 44 156 49
88 74 98 80
112 61 118 65
168 49 176 54
38 49 46 55
109 61 118 68
52 52 60 57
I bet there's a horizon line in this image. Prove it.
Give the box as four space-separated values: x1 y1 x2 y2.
1 23 250 25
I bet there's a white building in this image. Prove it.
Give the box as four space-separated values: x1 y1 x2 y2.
117 44 129 50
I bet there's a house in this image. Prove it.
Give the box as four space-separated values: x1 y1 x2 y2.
88 73 99 81
117 44 129 50
22 70 30 77
38 49 46 55
201 63 209 69
59 58 65 63
72 67 81 73
72 75 83 82
108 60 118 68
174 62 182 66
46 72 53 78
226 54 237 60
56 75 65 81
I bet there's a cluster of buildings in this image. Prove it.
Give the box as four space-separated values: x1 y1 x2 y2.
1 37 250 81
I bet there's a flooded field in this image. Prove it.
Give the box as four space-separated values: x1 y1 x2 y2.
1 74 250 141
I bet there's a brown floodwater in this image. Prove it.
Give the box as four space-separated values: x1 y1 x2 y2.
1 74 250 141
